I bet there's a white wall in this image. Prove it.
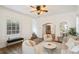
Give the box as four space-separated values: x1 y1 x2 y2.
0 6 32 48
34 12 76 37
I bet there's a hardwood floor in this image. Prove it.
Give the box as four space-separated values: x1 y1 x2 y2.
0 42 22 54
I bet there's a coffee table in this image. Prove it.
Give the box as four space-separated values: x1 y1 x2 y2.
43 42 57 53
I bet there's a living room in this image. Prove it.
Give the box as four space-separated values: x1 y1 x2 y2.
0 5 79 54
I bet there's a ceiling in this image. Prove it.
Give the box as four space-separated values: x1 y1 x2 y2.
3 5 78 17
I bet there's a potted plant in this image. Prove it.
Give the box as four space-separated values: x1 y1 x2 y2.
68 28 77 36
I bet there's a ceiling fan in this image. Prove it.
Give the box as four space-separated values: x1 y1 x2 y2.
30 5 48 15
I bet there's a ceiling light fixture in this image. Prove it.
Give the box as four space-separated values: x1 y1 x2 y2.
30 5 48 15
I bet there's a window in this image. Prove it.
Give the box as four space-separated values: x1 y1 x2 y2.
7 20 19 35
76 16 79 35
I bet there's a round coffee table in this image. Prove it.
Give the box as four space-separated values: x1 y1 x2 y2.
43 42 57 53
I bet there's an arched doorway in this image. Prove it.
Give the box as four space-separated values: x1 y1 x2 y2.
42 23 55 37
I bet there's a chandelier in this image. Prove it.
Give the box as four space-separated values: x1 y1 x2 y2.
30 5 48 15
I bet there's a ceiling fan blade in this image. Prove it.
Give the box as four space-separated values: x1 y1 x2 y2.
40 10 48 12
40 11 44 15
41 5 46 8
30 6 36 8
44 10 48 12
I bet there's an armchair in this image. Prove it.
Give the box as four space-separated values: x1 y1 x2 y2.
22 40 36 54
